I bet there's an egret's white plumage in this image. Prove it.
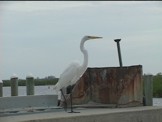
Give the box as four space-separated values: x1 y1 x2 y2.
53 36 102 93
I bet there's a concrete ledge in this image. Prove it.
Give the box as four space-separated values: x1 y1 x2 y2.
0 106 162 122
0 95 58 110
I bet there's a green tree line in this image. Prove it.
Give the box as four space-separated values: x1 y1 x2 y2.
152 75 162 97
143 73 162 98
2 78 59 86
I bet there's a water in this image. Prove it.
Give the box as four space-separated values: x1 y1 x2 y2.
3 86 55 97
153 98 162 106
2 86 162 106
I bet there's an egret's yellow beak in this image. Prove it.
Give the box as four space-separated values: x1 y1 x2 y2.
88 36 102 39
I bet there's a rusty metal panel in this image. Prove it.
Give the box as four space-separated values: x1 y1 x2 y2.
65 65 143 108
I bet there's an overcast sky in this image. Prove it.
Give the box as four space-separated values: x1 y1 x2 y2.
1 1 162 80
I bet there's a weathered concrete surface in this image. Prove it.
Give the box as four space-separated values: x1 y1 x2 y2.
65 65 143 108
0 95 58 110
1 106 162 122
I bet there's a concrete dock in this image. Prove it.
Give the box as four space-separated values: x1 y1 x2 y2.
1 106 162 122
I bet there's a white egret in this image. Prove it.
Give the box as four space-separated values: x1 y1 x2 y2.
53 36 102 113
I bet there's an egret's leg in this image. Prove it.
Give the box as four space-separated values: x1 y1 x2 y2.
68 85 80 113
60 89 67 112
69 85 73 112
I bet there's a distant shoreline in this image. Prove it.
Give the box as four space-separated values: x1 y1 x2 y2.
2 75 162 97
2 78 59 87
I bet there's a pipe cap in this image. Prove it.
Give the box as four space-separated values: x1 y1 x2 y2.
145 72 153 75
114 39 121 42
26 73 34 79
0 80 3 83
10 73 18 79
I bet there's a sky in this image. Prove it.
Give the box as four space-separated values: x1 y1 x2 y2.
1 1 162 80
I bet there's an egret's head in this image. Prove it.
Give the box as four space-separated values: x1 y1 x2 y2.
83 36 102 41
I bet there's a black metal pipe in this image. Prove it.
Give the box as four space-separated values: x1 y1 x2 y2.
114 39 123 67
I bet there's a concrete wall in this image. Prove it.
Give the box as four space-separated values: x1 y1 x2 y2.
0 95 58 110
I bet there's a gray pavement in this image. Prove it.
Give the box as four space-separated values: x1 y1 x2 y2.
1 106 162 122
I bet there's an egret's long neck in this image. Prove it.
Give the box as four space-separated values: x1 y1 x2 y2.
80 39 88 71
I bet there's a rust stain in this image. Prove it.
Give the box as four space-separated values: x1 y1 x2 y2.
117 100 143 108
63 65 143 108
